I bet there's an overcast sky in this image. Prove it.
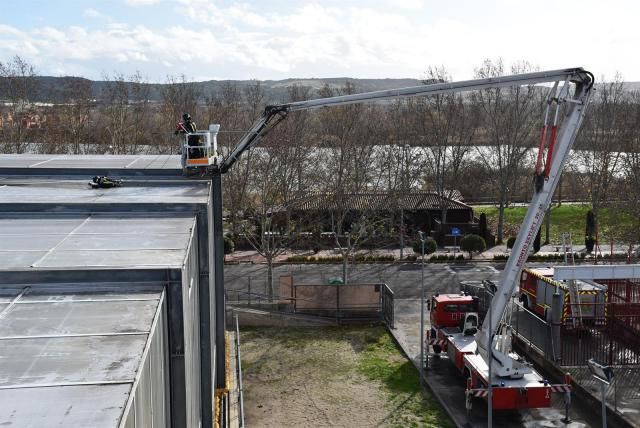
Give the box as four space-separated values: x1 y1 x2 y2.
1 0 637 82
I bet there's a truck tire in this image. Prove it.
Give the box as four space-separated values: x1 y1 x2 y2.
433 344 442 354
521 295 529 310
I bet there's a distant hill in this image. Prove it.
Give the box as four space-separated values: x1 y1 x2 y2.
5 76 639 104
14 76 424 104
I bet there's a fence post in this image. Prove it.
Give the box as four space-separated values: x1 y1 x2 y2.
336 284 340 323
552 292 563 362
608 304 614 366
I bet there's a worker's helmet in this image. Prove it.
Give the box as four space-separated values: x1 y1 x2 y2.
183 113 191 121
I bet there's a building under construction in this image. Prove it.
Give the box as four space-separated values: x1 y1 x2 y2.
0 155 227 427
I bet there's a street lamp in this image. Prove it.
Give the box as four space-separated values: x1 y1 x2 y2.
418 231 426 374
588 358 614 428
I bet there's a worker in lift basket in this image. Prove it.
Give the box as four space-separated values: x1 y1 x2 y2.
175 113 203 158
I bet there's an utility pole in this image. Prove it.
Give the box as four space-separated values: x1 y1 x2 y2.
419 231 426 374
488 302 493 427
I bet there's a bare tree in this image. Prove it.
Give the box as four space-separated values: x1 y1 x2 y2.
239 84 313 301
100 73 130 154
129 71 152 154
53 77 95 154
159 74 199 153
217 81 266 239
0 56 39 153
472 59 539 242
417 66 476 236
573 74 627 241
315 82 386 282
615 89 640 246
377 99 424 257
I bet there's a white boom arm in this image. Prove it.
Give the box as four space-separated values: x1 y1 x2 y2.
477 73 593 377
220 68 593 173
219 68 594 374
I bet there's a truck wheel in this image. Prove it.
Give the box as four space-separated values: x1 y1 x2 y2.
433 345 442 354
521 295 529 310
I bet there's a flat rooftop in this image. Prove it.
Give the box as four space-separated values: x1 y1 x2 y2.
0 214 195 270
0 177 210 207
0 283 164 426
0 154 182 175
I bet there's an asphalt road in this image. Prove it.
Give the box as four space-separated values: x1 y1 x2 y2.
225 262 602 427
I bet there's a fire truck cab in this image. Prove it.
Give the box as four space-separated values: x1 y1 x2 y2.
428 293 479 353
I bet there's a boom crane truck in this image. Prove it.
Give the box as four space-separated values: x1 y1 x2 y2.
182 68 594 412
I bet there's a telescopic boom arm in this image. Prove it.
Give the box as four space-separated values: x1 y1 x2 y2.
220 68 593 173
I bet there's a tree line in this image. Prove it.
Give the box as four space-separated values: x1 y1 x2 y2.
2 55 640 254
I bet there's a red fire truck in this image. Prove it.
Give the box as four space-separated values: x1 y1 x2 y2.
519 267 607 323
421 67 593 412
427 293 570 409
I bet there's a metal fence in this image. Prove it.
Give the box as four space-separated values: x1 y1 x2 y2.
510 302 556 360
293 282 393 324
226 274 394 326
560 303 640 366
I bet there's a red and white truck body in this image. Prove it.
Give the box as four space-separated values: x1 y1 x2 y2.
519 267 607 322
428 293 569 410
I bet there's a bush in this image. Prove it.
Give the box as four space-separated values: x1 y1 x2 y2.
460 234 486 260
506 236 516 249
585 210 596 253
223 235 234 254
412 236 437 255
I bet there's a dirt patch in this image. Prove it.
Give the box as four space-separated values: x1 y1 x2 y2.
240 326 453 428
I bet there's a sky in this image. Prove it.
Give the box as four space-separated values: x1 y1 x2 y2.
1 0 638 83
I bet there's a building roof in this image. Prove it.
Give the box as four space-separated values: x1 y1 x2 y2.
281 192 471 212
0 154 182 176
0 282 164 426
0 155 205 427
0 214 195 270
0 177 210 207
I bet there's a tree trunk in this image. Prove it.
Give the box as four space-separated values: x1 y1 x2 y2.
342 255 348 285
497 198 506 243
267 257 274 302
399 208 404 260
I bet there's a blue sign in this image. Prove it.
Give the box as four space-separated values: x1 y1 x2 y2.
451 227 461 236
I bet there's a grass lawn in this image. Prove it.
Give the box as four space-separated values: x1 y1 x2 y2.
240 326 453 428
473 203 636 244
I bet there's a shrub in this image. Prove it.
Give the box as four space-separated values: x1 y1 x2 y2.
585 210 596 253
223 235 234 254
412 236 437 255
506 236 516 249
460 234 486 260
479 213 488 241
